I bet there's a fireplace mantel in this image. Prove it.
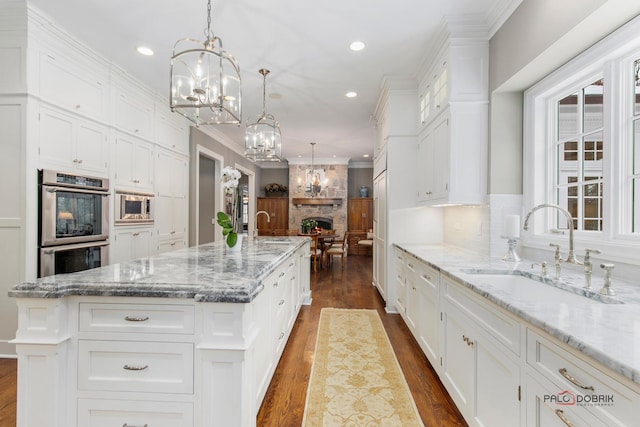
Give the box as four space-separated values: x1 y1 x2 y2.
292 198 343 207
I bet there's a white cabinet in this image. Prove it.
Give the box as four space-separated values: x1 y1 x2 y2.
110 69 155 140
373 170 387 300
393 250 407 314
112 132 154 191
417 112 449 202
38 104 109 175
155 99 189 154
526 330 639 427
112 226 153 263
155 148 188 249
35 43 109 122
441 276 522 426
413 261 440 366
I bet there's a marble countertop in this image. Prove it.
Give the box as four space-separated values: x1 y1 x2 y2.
9 237 308 303
394 243 640 386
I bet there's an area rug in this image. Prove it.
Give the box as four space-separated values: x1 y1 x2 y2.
302 308 424 426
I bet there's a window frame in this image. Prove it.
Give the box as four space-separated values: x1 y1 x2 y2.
523 15 640 265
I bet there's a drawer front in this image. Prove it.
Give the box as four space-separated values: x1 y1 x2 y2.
78 340 194 394
78 399 193 427
527 330 638 426
413 260 439 292
79 302 195 334
443 276 520 356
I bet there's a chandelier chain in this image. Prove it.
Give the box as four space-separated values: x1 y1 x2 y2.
205 0 212 40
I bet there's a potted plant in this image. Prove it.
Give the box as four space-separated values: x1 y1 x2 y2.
301 218 318 234
216 167 243 250
265 183 288 197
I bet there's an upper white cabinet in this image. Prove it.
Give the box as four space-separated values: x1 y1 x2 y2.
38 104 109 175
154 99 189 155
32 39 110 122
155 148 188 248
416 29 489 206
112 131 154 192
110 68 155 141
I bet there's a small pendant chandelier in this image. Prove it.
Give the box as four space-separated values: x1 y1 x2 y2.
307 142 324 197
170 0 242 126
245 69 282 162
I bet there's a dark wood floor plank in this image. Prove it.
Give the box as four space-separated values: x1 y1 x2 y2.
0 358 17 427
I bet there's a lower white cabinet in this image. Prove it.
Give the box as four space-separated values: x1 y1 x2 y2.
393 247 640 427
112 226 153 263
77 399 194 427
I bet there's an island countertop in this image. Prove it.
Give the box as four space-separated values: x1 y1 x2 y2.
9 237 308 302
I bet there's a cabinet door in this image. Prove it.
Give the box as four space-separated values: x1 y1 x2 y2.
441 304 475 413
113 134 154 191
155 99 189 154
112 88 154 140
474 336 521 427
417 130 433 202
416 267 439 366
348 199 373 231
39 106 75 167
431 113 450 201
112 227 153 264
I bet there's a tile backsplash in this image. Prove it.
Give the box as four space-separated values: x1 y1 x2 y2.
442 204 491 254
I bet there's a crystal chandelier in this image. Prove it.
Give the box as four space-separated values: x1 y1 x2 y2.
307 142 324 197
245 69 282 162
170 0 242 126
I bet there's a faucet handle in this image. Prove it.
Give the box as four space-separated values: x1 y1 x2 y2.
600 263 615 274
549 243 561 260
584 248 601 263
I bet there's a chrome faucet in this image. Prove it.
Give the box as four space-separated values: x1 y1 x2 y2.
523 204 581 265
254 210 270 238
549 243 562 280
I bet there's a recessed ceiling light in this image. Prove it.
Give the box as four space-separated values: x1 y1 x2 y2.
298 154 302 158
136 46 154 56
269 92 282 100
363 154 370 158
350 41 365 51
333 154 337 158
345 91 357 98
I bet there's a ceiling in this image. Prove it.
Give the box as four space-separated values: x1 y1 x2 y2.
28 0 520 164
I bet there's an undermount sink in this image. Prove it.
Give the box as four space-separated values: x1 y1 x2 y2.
457 269 623 304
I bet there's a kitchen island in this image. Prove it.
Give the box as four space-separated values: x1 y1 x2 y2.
9 237 311 427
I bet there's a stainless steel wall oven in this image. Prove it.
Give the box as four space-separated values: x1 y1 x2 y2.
38 169 110 277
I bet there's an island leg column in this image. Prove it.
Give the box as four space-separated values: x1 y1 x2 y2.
12 298 70 427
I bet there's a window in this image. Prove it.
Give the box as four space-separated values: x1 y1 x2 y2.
555 80 604 231
524 15 640 262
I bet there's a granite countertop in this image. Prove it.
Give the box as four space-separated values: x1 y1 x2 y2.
394 243 640 386
9 237 308 303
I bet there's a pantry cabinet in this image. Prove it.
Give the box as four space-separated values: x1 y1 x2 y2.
110 68 155 141
155 99 189 155
155 148 188 249
38 104 109 176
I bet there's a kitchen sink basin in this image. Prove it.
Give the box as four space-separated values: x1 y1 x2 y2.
457 269 623 304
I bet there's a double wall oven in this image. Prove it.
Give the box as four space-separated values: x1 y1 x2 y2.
39 169 110 277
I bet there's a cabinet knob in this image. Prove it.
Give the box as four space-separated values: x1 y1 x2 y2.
77 159 83 164
75 104 81 109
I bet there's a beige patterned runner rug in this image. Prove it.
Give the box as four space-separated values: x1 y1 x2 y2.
302 308 424 426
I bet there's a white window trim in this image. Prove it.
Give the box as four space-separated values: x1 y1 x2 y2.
523 14 640 266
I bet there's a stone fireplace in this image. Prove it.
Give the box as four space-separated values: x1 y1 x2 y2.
301 216 333 231
288 162 348 235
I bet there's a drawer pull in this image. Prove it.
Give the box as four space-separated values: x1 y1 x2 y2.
279 272 286 278
123 364 148 371
422 274 432 281
407 263 415 269
273 282 279 288
124 316 149 322
279 332 285 340
462 335 474 347
289 262 295 267
123 424 148 427
278 299 285 306
554 409 575 427
558 368 595 391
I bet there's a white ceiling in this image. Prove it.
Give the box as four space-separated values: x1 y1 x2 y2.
28 0 520 164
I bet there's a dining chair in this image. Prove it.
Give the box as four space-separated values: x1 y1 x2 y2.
308 234 322 273
325 231 348 270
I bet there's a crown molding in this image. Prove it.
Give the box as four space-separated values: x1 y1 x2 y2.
286 157 350 166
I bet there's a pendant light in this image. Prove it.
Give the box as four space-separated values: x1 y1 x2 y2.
245 69 282 162
170 0 242 126
307 142 324 197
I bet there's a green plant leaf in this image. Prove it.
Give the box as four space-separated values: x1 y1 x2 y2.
226 232 238 247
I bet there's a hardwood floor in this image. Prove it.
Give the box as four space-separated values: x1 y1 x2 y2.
0 256 466 427
0 358 16 427
257 255 467 426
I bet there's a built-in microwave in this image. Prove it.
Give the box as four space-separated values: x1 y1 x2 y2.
115 191 154 224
